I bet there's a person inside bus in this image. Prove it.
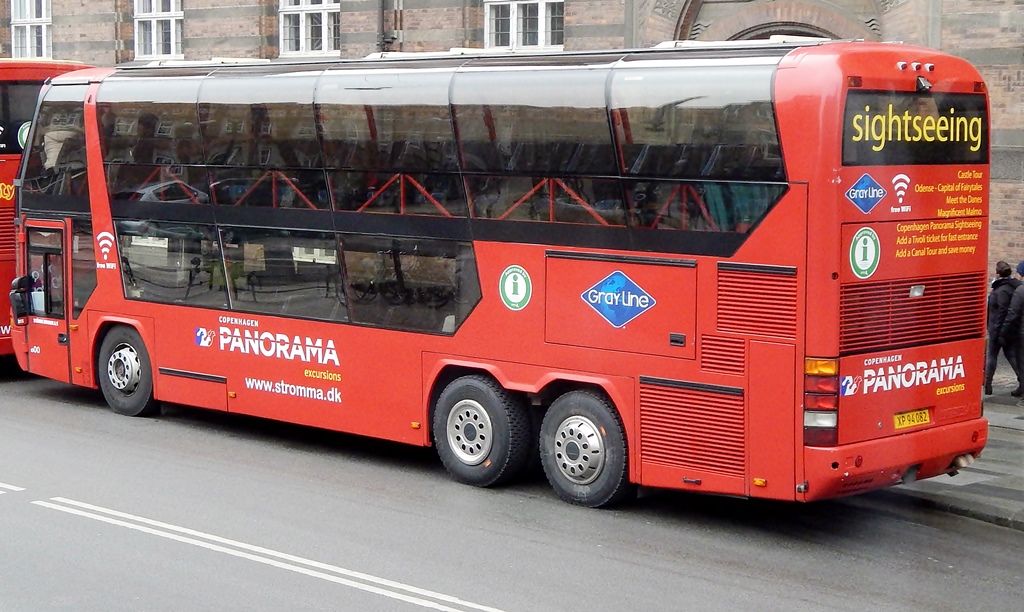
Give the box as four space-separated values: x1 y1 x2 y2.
997 261 1024 398
41 124 84 172
131 113 160 165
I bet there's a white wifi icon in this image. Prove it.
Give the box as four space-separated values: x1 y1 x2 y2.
96 231 115 262
892 174 911 204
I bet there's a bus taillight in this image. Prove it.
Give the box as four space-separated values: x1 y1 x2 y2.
804 358 839 446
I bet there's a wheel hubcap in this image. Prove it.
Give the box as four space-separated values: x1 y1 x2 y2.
107 343 141 395
446 399 493 465
552 415 604 485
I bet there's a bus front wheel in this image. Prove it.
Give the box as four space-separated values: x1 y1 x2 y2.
540 391 634 507
432 375 531 487
98 326 160 417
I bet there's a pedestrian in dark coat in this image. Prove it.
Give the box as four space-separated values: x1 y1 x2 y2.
986 261 1021 395
999 261 1024 397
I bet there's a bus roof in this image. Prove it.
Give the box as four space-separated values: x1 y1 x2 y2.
71 37 840 83
47 39 968 89
0 58 90 80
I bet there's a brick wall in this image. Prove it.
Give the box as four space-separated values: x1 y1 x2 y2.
0 1 9 56
880 0 927 46
183 0 272 60
567 1 626 50
399 6 469 52
699 0 877 41
50 0 124 65
938 3 1024 269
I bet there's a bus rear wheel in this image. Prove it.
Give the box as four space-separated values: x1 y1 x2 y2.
432 375 530 487
540 391 634 507
98 326 160 417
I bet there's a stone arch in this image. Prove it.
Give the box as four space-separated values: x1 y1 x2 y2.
731 21 839 40
675 0 880 42
676 0 706 43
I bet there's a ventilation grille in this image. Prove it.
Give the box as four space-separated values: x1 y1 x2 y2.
701 335 745 376
717 266 797 338
639 379 745 477
840 273 986 355
0 205 14 254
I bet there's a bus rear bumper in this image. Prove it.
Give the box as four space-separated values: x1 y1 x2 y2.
801 418 988 501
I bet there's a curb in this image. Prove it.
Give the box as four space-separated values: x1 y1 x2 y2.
877 489 1024 532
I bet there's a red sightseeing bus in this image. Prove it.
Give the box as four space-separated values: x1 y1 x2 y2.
8 40 990 506
0 59 85 355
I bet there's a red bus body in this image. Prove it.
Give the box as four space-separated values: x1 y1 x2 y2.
9 42 989 506
0 60 87 355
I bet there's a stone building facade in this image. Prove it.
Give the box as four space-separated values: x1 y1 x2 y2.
0 0 1020 266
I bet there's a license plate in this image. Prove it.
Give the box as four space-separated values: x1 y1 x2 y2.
893 408 931 430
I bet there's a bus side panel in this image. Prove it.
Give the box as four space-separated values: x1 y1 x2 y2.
156 371 228 412
147 313 232 413
545 254 697 361
636 376 747 496
0 155 17 354
135 314 238 411
176 316 404 440
9 322 27 370
747 340 797 500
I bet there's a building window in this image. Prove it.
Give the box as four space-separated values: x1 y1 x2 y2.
12 0 52 59
486 1 564 50
134 0 184 60
280 0 341 56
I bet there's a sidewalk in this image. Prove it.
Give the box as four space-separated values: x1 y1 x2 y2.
874 353 1024 530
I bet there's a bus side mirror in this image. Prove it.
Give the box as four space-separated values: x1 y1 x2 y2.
9 275 32 322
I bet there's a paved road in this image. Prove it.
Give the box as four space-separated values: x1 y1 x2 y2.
2 369 1022 611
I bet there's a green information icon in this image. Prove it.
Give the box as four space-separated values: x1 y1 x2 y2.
17 122 31 150
850 227 880 279
499 265 532 311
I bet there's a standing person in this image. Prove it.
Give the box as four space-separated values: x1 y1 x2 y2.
986 261 1021 395
999 260 1024 397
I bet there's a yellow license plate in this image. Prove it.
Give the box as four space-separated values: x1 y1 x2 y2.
893 408 931 430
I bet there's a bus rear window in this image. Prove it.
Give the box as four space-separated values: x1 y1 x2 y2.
609 64 784 182
0 81 45 155
842 91 988 166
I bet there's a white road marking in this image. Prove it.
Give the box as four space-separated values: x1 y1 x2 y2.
0 482 27 492
34 497 504 612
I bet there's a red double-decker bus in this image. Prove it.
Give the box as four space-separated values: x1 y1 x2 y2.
8 40 990 506
0 59 85 355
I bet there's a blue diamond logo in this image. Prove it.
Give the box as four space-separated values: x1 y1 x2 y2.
845 173 887 214
581 271 656 328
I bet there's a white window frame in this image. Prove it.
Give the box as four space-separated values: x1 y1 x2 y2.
134 0 184 60
12 0 53 59
279 0 342 57
485 1 564 51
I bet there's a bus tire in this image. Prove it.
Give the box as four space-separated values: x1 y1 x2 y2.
98 326 160 417
432 375 531 487
540 391 634 507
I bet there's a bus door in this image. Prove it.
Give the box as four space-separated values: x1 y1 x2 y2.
12 220 72 383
